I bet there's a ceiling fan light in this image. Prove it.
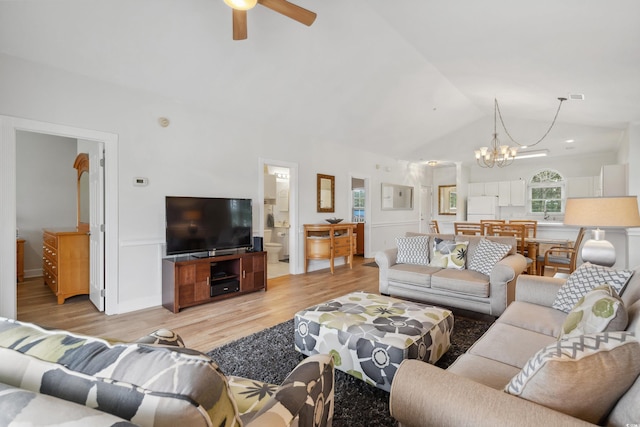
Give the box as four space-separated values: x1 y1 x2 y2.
224 0 258 11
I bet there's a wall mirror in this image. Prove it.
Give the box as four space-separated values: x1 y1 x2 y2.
438 185 457 215
74 153 90 232
317 174 335 213
381 183 414 210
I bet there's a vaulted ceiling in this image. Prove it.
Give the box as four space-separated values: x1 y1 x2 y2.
1 0 638 165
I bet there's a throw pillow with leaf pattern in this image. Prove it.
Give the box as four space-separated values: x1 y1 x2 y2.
428 238 468 270
558 284 628 340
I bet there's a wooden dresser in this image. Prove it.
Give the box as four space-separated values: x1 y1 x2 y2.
304 223 356 274
42 228 89 304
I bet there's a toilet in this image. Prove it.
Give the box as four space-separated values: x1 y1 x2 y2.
263 229 283 264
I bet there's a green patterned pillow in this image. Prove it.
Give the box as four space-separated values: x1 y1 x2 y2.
396 235 429 265
559 284 628 340
428 238 468 270
505 332 640 424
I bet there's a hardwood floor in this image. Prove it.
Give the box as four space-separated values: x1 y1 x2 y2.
17 257 379 352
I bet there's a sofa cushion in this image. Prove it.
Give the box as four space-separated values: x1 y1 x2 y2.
431 269 489 297
468 322 556 369
504 331 640 424
0 382 135 426
559 284 628 340
388 264 440 287
552 262 634 313
428 238 468 270
497 301 566 338
468 238 511 276
0 318 242 427
447 353 522 390
396 235 429 266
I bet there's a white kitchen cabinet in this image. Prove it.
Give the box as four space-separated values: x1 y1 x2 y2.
468 183 485 196
567 176 598 198
468 181 500 197
498 180 525 207
600 164 627 196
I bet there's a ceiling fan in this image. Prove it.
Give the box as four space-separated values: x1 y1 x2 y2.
223 0 317 40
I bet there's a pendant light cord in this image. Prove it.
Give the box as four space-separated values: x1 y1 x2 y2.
495 97 566 147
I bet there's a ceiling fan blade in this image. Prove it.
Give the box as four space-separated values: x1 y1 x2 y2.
232 9 248 40
258 0 317 26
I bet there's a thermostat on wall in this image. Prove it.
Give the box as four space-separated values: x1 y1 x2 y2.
133 177 149 186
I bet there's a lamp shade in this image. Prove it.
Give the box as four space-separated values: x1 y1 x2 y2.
564 196 640 228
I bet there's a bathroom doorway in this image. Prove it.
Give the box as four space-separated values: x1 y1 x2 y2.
260 159 298 279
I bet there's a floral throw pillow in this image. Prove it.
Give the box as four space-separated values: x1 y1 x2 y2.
467 238 511 276
428 238 468 270
553 262 634 313
558 284 628 340
396 235 429 266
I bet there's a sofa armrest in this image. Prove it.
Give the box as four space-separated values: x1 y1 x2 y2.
515 274 566 307
390 360 594 427
488 253 527 316
246 354 334 427
375 248 398 295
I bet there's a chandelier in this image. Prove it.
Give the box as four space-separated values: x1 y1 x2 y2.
475 97 566 168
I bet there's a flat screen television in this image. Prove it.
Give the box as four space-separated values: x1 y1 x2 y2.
165 196 252 255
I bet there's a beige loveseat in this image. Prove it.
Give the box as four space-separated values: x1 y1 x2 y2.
375 233 527 316
390 263 640 427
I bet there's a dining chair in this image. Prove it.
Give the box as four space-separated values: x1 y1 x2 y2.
537 227 587 276
454 222 484 236
508 220 537 238
480 219 505 235
429 220 440 233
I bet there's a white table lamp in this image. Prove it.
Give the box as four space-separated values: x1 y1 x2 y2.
563 196 640 267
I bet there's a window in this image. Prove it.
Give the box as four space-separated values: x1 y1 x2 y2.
529 169 565 216
352 189 365 222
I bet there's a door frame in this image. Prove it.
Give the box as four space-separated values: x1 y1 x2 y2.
258 158 299 274
348 173 372 257
0 116 119 318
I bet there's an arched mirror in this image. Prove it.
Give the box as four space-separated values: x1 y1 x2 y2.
74 153 90 232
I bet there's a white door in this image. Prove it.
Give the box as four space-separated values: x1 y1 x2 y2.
87 141 105 311
420 186 432 233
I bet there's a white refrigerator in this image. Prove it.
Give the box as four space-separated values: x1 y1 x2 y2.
467 196 499 222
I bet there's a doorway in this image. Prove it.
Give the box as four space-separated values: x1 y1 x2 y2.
0 116 119 319
420 185 433 233
349 174 371 257
259 158 298 277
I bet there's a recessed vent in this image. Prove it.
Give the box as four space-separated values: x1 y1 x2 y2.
569 94 585 100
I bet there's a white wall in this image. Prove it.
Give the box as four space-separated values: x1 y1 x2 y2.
16 131 77 276
0 53 425 314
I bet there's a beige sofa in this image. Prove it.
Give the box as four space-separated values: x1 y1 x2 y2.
375 233 527 316
389 264 640 427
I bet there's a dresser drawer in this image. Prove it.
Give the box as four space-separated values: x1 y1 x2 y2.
43 233 57 248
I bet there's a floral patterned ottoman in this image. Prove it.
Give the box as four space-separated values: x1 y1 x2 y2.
294 291 454 392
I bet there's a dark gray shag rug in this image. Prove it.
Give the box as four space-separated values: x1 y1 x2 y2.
207 312 493 427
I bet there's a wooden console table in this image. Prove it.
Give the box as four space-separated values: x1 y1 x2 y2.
304 223 356 274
